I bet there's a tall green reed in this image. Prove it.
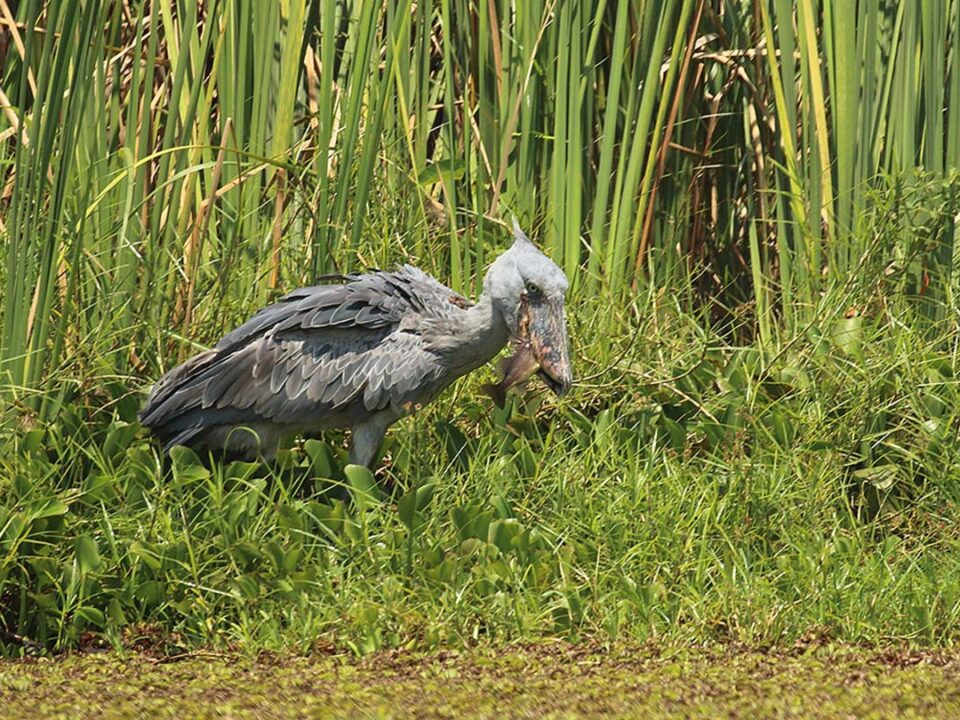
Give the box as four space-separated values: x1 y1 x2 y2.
0 0 958 415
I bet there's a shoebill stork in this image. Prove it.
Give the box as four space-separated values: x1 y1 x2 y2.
139 221 572 466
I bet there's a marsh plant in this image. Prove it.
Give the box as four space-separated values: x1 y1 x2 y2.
1 0 960 654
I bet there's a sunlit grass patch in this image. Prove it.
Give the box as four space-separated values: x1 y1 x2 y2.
4 258 960 655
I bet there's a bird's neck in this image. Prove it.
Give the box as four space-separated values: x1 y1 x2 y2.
440 293 510 369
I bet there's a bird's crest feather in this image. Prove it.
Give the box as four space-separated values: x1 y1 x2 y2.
511 216 534 248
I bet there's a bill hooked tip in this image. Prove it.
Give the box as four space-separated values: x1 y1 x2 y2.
538 364 572 397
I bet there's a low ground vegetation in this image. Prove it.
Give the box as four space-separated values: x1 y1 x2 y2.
3 175 960 656
4 642 960 718
3 11 960 712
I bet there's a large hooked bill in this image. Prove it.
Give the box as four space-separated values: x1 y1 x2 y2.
482 294 573 408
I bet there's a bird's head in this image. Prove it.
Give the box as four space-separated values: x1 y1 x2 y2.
483 219 573 397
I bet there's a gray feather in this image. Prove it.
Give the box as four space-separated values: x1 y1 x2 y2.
139 257 529 462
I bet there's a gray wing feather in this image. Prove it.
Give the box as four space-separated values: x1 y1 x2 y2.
141 266 468 445
214 273 399 351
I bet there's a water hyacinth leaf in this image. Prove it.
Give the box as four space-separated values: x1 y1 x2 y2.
927 358 954 379
342 516 363 544
389 442 413 476
231 542 264 569
107 597 127 627
490 494 513 520
807 326 832 357
549 589 584 630
724 361 749 393
125 445 160 486
593 408 613 446
779 361 811 390
20 429 44 454
513 442 537 479
922 391 945 418
698 420 728 449
13 475 31 498
458 538 488 561
282 548 302 573
344 464 382 511
487 518 523 554
715 376 737 396
225 460 259 482
74 534 101 573
243 478 267 516
451 506 471 537
832 315 864 358
720 400 744 433
277 504 305 532
103 421 138 462
32 593 58 613
169 445 210 485
452 505 493 541
74 606 106 629
82 474 117 503
436 421 473 471
310 502 352 546
2 512 24 547
881 536 902 558
304 439 337 479
128 540 162 572
397 487 418 532
33 498 69 519
767 408 795 449
415 482 437 511
417 159 466 187
661 417 686 451
234 575 260 600
134 580 165 607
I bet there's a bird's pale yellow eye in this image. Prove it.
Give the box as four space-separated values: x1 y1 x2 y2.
524 281 541 297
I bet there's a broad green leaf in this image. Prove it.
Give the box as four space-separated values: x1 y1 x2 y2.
33 498 69 519
417 159 465 187
304 440 337 478
852 464 899 490
344 464 382 511
75 606 106 628
170 445 210 484
397 488 418 531
103 421 138 461
831 315 864 357
74 534 101 573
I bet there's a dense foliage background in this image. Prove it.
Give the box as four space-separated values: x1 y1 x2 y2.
1 0 960 654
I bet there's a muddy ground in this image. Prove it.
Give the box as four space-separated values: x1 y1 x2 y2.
2 641 959 718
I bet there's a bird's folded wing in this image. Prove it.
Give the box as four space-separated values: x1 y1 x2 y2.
215 266 466 352
219 329 447 423
141 267 464 430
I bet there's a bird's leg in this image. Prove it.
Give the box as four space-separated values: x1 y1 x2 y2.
349 412 395 468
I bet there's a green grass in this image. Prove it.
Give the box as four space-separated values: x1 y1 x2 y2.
4 642 960 719
4 185 960 655
2 0 960 666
